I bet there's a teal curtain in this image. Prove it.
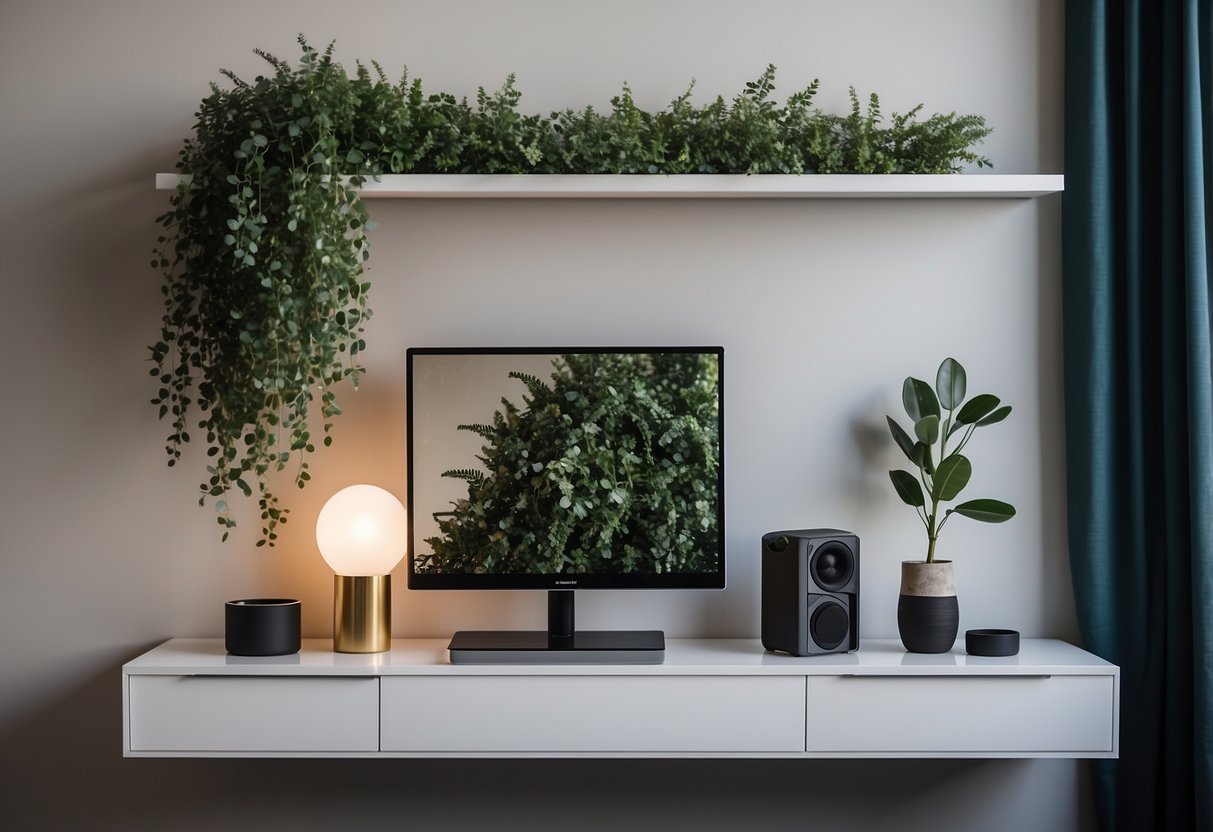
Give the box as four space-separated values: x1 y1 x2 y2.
1064 1 1213 829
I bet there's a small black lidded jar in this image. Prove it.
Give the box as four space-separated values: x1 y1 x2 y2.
965 628 1020 657
225 599 301 656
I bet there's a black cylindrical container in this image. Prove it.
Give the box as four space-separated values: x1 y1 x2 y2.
965 628 1020 656
897 594 960 653
225 599 301 656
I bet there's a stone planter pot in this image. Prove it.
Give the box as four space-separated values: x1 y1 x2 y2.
897 560 959 653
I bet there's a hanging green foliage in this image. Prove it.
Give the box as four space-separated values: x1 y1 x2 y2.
150 40 375 546
150 37 991 546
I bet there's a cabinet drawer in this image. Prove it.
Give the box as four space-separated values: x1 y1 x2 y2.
128 675 379 753
805 674 1115 754
382 675 805 753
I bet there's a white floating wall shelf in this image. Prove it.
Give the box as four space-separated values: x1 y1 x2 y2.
155 173 1063 199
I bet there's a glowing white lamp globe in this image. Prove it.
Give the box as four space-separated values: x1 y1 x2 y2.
316 484 407 653
316 484 408 576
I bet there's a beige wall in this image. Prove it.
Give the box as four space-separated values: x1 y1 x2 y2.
0 1 1089 829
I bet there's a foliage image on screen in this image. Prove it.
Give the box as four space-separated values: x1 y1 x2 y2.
417 352 720 576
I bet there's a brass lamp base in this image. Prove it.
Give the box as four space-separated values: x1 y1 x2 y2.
333 575 391 653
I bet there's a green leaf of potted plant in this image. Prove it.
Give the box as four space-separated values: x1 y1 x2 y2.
886 357 1015 652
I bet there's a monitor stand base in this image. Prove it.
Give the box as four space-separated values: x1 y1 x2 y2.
447 630 665 665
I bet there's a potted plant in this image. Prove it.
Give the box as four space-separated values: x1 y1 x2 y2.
886 357 1015 652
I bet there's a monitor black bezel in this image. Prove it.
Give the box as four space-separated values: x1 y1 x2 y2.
406 346 725 590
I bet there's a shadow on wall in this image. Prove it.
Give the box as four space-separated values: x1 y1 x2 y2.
0 655 1094 832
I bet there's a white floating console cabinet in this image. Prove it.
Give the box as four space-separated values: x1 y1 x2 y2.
140 172 1079 760
123 638 1117 759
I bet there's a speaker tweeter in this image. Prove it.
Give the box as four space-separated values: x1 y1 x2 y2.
761 529 859 656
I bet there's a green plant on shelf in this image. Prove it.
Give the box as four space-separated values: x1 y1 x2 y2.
151 40 375 546
886 357 1016 562
150 36 991 546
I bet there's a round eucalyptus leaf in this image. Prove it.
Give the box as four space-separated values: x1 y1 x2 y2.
889 469 926 507
903 377 940 422
957 394 1001 425
887 416 916 462
950 498 1016 523
935 357 967 411
914 414 940 446
977 405 1013 426
932 454 972 502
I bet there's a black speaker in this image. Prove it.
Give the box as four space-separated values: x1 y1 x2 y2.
761 529 859 656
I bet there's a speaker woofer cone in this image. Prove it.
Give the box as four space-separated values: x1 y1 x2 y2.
810 542 855 592
810 600 850 650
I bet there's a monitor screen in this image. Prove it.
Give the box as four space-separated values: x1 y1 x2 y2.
407 347 725 590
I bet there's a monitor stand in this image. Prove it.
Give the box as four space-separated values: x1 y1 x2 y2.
448 590 665 665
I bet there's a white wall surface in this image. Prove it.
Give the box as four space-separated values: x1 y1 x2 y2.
0 1 1089 829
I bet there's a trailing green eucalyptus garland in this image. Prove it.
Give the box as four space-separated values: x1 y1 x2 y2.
151 41 375 546
150 37 992 546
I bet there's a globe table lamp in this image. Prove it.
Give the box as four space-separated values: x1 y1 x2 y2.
316 484 407 653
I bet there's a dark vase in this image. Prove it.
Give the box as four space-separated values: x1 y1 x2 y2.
897 561 959 654
225 598 301 656
898 594 960 653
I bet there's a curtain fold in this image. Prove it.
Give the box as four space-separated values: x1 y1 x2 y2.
1064 1 1213 829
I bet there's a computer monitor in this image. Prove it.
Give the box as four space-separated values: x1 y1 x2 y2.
407 346 725 663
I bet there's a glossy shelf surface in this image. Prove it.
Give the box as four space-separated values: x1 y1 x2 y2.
125 637 1113 676
154 173 1064 199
